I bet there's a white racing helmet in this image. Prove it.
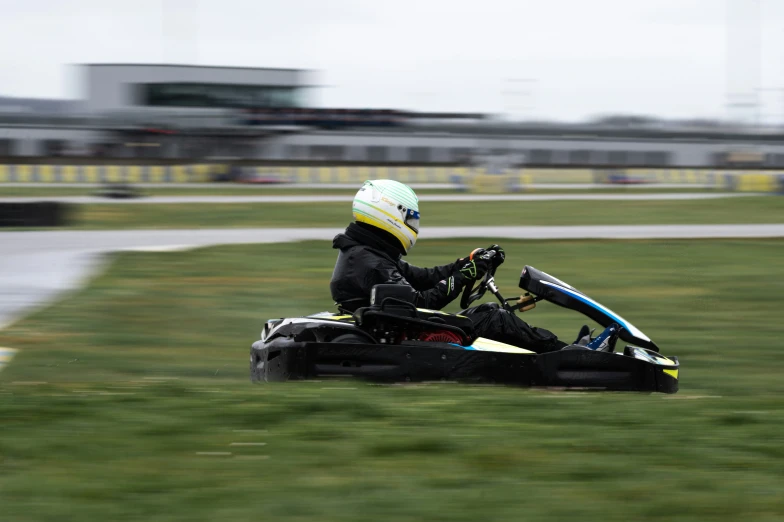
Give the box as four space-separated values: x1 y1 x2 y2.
352 179 420 253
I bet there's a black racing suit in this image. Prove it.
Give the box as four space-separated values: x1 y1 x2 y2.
330 223 566 353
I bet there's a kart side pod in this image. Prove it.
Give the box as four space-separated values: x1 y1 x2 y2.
250 315 679 393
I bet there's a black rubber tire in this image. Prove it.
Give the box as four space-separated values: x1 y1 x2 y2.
332 333 371 344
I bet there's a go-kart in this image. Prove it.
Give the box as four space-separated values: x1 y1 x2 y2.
250 260 679 393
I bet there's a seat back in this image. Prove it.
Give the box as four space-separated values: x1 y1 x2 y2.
371 284 416 306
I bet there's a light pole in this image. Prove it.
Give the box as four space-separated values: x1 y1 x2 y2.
502 78 537 122
725 0 762 124
757 88 784 126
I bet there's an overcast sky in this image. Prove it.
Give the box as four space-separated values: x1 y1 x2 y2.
1 0 783 122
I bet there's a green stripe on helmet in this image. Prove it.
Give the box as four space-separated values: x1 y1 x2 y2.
354 179 419 253
366 179 418 210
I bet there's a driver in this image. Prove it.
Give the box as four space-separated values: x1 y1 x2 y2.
330 179 621 353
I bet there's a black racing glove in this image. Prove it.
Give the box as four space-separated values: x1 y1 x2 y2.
456 249 492 281
486 244 505 266
462 246 505 264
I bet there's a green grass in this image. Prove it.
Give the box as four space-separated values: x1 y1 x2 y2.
1 239 784 521
59 195 784 229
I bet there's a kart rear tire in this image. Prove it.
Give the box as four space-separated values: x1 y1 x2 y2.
332 333 369 344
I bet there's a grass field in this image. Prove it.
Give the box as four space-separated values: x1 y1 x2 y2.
1 239 783 521
59 195 784 229
0 185 724 197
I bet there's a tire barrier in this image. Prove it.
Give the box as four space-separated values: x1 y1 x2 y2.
239 166 581 190
92 184 145 199
734 173 779 192
0 201 72 227
616 169 784 192
239 165 470 185
0 164 783 193
0 164 225 184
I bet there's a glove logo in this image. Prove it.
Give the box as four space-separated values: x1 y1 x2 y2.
460 260 478 279
439 277 456 293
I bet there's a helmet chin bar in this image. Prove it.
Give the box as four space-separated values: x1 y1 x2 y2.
354 221 412 255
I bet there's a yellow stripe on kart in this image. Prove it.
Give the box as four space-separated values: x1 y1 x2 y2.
470 337 536 354
308 314 354 321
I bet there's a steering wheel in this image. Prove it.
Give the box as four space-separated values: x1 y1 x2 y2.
459 251 499 309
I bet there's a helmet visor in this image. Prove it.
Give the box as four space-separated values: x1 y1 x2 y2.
404 208 420 233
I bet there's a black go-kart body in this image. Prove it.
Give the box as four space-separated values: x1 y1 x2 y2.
250 265 679 393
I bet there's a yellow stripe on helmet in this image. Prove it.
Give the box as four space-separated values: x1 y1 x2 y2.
354 199 418 235
354 213 413 251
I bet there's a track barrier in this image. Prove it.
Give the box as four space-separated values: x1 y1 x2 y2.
0 201 72 227
0 164 783 193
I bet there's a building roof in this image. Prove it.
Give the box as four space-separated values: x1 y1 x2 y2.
81 63 312 73
0 96 79 115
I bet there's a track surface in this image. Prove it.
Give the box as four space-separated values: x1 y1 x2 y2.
0 193 751 204
2 224 783 329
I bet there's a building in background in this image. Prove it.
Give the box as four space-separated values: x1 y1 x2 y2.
1 63 784 168
81 64 311 113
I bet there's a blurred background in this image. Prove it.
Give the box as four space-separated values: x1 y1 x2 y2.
2 1 784 521
0 0 783 188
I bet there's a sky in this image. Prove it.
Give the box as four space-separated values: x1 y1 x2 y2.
1 0 783 122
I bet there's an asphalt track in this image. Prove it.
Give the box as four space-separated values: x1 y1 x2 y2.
0 193 752 204
2 224 784 330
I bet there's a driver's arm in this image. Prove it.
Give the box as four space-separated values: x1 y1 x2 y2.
397 258 462 291
398 245 501 292
380 256 491 310
383 267 466 310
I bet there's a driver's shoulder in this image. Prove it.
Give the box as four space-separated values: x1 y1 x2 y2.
350 243 399 266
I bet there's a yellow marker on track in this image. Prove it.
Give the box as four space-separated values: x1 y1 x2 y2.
0 347 18 372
